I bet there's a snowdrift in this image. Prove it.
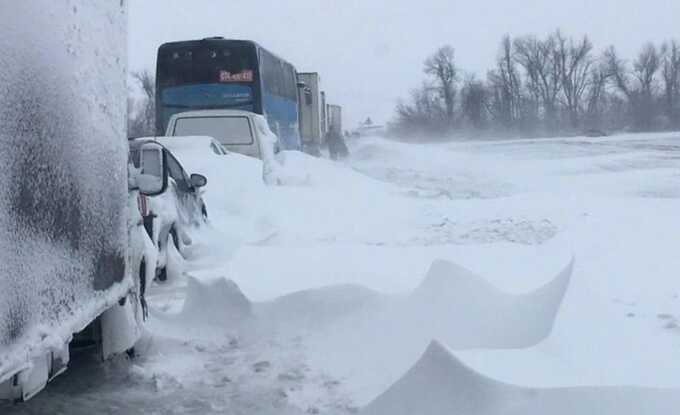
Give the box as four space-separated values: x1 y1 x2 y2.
178 276 252 327
155 257 572 406
406 258 573 348
301 258 573 403
363 340 680 415
258 284 383 330
166 258 571 342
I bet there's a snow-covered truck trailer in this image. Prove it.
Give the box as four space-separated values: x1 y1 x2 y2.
328 104 343 134
0 2 140 402
298 72 324 154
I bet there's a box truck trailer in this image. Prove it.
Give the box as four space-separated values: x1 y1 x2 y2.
0 2 159 402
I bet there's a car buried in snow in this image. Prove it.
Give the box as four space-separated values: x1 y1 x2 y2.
165 109 281 160
129 139 209 283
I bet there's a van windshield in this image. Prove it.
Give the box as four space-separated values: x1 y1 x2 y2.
172 116 254 145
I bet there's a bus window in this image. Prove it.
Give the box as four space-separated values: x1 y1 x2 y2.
158 44 256 88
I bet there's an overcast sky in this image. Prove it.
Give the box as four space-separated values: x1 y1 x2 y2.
129 0 680 127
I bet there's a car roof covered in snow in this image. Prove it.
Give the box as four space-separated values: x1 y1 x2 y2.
168 109 260 119
154 136 227 155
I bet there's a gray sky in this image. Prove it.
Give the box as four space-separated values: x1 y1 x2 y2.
129 0 680 128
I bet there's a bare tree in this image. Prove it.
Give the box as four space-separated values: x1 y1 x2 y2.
584 63 610 130
634 43 662 123
605 44 661 130
604 46 630 97
487 36 523 131
514 34 562 132
392 82 447 136
555 32 593 129
460 76 488 131
424 45 458 124
128 70 156 138
393 30 674 139
661 40 680 127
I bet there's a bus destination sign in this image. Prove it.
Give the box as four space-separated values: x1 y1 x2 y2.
219 69 253 82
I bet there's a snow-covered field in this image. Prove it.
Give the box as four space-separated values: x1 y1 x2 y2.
5 133 680 414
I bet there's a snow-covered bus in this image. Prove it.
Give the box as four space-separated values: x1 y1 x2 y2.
156 38 303 151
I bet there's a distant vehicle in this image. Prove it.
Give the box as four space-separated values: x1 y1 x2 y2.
352 117 387 137
156 37 302 151
297 73 346 157
354 124 387 137
129 139 208 283
584 129 608 138
327 104 343 134
165 110 280 160
298 72 324 155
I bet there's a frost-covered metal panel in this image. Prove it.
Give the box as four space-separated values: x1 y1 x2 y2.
328 104 343 133
299 73 323 146
0 2 129 380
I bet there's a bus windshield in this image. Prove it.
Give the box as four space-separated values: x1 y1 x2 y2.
157 44 257 87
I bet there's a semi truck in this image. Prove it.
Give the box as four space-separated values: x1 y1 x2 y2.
0 2 160 402
327 104 343 135
298 72 325 155
297 73 345 157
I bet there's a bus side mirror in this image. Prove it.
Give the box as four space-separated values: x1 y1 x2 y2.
138 143 167 196
296 81 307 89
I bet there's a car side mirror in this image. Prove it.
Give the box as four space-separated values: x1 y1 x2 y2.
138 143 167 196
190 173 207 188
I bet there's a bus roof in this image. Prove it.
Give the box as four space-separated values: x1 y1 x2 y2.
158 38 296 69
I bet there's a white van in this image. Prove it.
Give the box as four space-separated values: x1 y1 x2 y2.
165 110 279 159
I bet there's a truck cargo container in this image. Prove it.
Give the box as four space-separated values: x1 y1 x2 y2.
0 2 157 402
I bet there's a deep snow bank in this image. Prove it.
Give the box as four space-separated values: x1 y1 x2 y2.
169 258 571 344
179 276 252 326
408 258 573 349
157 257 572 407
363 340 680 415
303 258 573 404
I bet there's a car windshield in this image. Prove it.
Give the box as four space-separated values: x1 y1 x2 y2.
172 116 254 145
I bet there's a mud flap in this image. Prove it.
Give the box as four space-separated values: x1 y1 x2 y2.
100 296 142 360
19 355 49 402
0 341 70 402
50 344 70 381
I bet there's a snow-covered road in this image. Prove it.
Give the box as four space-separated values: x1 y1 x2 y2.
4 133 680 414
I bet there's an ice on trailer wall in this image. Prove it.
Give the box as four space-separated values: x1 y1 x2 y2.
0 2 128 378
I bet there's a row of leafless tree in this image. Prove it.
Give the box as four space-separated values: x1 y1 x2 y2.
127 70 156 138
391 31 680 139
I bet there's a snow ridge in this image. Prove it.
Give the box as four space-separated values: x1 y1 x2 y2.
363 339 680 415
